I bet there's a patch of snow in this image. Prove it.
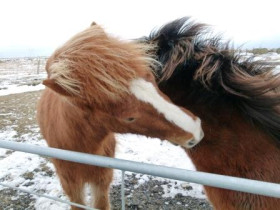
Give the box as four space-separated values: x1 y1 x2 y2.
0 127 17 140
0 127 17 156
0 113 13 116
0 58 47 95
113 134 205 198
273 66 280 75
0 84 45 96
161 181 205 199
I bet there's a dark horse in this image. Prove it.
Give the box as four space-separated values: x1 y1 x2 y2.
142 17 280 210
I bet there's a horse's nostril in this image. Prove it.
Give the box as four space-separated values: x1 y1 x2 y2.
183 137 195 148
184 128 204 149
187 140 195 147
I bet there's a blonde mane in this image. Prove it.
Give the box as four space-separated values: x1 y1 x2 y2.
46 24 155 106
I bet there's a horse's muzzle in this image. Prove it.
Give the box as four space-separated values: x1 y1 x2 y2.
185 126 204 149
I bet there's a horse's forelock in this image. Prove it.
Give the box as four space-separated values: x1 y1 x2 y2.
47 24 156 108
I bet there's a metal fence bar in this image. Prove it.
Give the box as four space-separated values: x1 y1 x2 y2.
1 140 280 198
121 170 125 210
0 182 96 210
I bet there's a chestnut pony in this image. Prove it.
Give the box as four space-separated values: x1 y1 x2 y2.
142 17 280 210
37 23 204 210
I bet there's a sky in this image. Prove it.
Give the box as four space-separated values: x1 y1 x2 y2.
0 0 279 58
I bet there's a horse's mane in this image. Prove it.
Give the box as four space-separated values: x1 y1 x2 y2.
46 24 153 107
144 17 280 141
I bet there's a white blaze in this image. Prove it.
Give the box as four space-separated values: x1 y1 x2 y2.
130 78 203 147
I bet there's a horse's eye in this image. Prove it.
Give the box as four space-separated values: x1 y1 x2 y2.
126 117 136 122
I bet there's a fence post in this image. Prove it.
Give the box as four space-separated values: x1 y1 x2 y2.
121 170 125 210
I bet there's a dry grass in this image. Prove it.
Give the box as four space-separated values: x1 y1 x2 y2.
0 91 42 140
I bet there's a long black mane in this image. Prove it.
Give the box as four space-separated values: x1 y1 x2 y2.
144 17 280 141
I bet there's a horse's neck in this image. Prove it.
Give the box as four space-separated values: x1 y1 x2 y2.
187 105 280 180
50 90 109 147
159 86 280 179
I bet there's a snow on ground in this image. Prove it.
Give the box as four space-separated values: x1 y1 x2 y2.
0 127 205 209
0 57 47 96
0 126 69 210
114 134 205 199
0 83 45 96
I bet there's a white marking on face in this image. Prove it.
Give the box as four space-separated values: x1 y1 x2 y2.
130 78 203 147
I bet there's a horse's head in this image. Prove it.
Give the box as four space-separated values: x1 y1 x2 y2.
43 23 204 148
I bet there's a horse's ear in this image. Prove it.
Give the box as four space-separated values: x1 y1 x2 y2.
91 21 97 26
44 61 80 96
43 79 72 96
